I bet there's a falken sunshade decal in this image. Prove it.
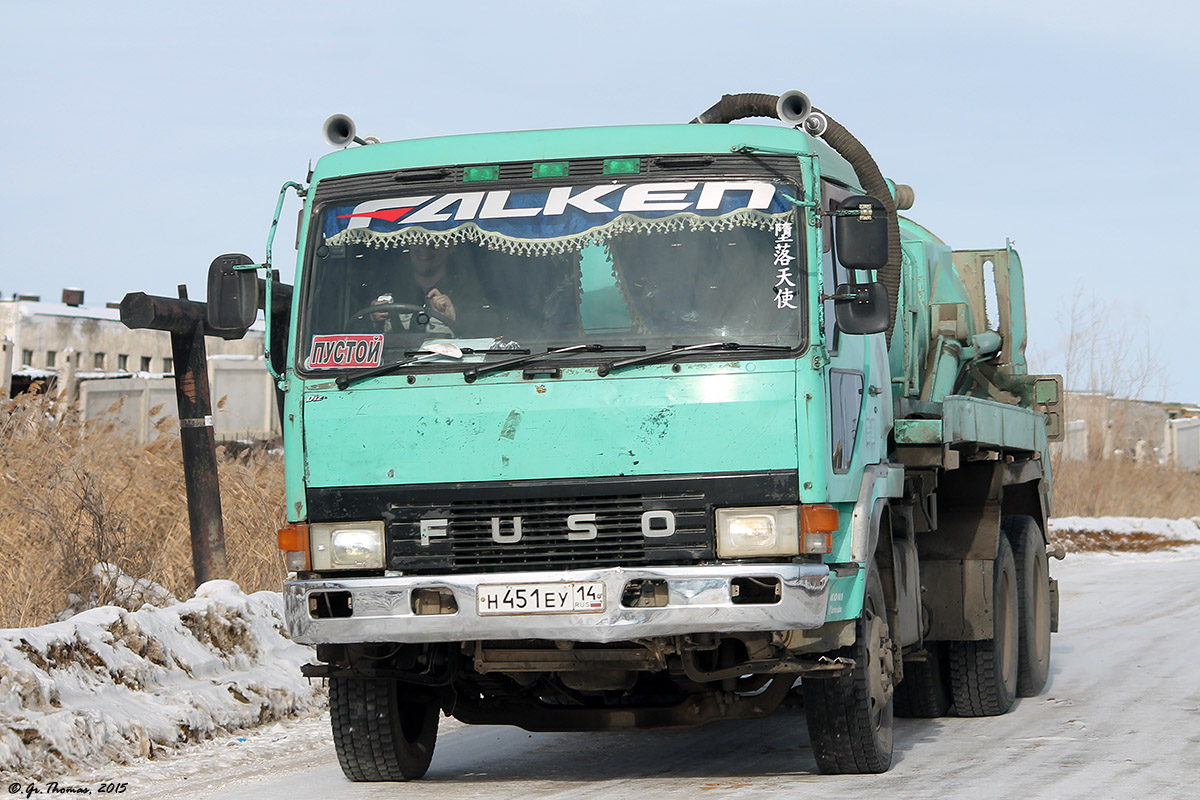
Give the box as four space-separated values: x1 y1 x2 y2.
322 181 796 257
308 334 384 369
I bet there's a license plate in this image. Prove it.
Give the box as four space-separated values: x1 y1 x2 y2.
476 581 606 615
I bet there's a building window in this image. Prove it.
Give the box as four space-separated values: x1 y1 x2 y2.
162 357 173 372
94 352 106 370
21 349 32 367
117 354 128 371
141 356 152 372
46 351 56 368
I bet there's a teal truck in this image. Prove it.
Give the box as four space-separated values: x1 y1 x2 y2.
208 91 1063 780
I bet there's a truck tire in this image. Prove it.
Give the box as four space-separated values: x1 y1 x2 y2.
802 566 894 773
948 535 1018 716
329 676 438 781
893 641 952 718
1005 515 1052 697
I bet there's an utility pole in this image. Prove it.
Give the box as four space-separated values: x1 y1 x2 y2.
120 286 229 586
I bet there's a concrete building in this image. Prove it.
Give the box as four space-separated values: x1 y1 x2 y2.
1 290 281 441
1053 391 1200 470
0 289 263 396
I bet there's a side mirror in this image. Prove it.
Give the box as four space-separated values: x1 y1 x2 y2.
833 282 890 335
206 253 259 338
835 195 888 270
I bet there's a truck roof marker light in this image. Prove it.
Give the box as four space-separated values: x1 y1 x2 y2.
533 161 569 178
463 165 500 182
602 158 641 175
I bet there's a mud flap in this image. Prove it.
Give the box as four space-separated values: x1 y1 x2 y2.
1049 578 1059 633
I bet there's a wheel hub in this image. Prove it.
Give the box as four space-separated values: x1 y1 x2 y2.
867 614 895 707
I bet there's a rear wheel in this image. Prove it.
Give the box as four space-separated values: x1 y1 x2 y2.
1005 515 1052 696
329 676 439 781
803 566 894 773
894 640 952 718
949 535 1018 716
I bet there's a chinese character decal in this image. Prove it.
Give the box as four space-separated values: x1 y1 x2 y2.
773 221 797 309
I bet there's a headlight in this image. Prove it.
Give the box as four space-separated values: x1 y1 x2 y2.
310 521 385 570
716 506 799 557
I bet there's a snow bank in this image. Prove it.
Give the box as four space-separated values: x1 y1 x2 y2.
1048 515 1200 543
0 581 324 780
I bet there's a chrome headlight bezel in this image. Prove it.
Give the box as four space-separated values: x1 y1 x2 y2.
310 521 385 570
716 506 800 558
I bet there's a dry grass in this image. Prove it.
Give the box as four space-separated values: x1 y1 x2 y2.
1051 456 1200 519
1049 454 1200 553
0 389 286 628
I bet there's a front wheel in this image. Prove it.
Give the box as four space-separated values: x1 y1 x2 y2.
329 676 439 781
803 566 894 773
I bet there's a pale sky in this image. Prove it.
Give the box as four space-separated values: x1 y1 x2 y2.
3 0 1198 401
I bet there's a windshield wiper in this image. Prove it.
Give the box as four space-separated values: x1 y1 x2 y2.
334 344 531 390
462 343 645 383
597 341 794 376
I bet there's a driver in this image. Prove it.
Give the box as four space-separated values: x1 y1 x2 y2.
411 244 461 323
362 243 495 336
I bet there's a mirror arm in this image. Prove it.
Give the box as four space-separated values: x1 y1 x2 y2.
237 181 306 385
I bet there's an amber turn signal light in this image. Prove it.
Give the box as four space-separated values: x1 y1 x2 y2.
277 523 309 552
800 505 838 555
800 504 839 533
278 524 310 571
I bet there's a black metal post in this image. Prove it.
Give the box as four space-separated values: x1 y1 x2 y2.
120 289 229 587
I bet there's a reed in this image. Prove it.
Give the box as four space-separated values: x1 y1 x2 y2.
0 390 286 628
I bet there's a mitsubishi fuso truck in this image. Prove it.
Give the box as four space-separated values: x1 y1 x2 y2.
205 91 1063 780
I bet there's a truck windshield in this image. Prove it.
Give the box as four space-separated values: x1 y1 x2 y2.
298 178 803 372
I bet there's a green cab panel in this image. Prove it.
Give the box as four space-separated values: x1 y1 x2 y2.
301 361 801 488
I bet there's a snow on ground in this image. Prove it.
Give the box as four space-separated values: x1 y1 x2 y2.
1 516 1196 785
123 545 1200 799
1048 515 1200 542
0 579 325 780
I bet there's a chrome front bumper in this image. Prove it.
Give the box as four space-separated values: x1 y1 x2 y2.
284 564 831 645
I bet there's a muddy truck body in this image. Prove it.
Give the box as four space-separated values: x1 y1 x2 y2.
207 91 1063 779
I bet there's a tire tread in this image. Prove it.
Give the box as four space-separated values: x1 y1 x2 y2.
803 569 893 773
894 642 952 718
948 535 1017 717
1006 515 1052 697
329 677 436 782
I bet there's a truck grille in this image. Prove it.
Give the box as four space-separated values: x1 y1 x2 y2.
387 491 707 575
306 471 800 577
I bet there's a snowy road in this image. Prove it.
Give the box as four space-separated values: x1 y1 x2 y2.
107 548 1200 799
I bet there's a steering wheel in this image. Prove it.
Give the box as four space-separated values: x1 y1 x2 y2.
349 302 455 335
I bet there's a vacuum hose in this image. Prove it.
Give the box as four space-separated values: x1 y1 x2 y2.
689 93 781 125
690 93 901 343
